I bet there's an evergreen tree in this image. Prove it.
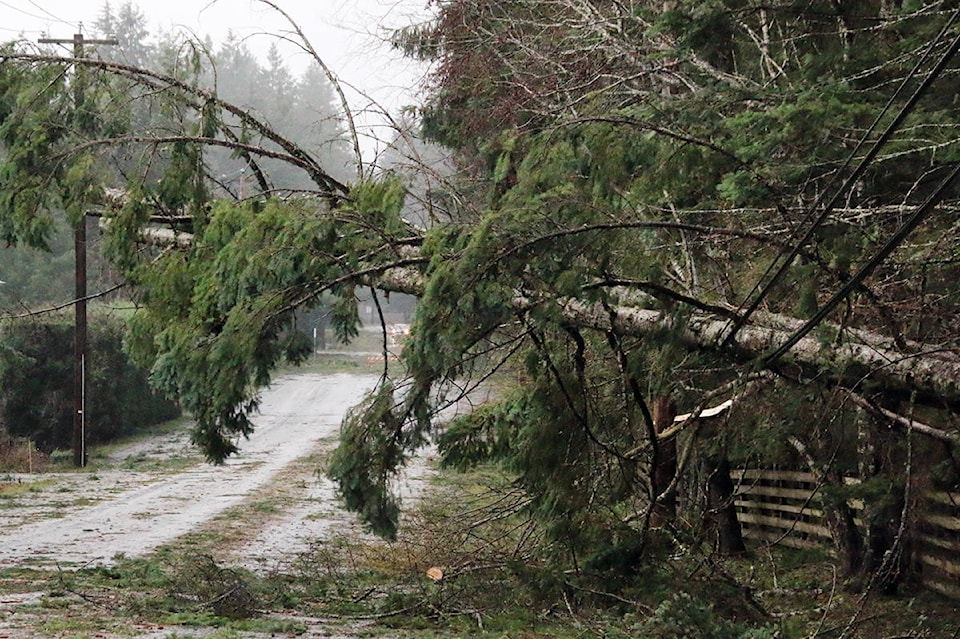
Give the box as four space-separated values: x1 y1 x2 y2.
95 1 153 68
2 0 960 599
293 65 353 185
335 1 960 584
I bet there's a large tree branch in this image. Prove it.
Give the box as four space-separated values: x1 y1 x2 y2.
368 254 960 406
107 199 960 407
0 52 348 195
843 390 960 444
58 135 321 179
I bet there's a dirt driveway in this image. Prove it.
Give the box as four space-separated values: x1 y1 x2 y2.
0 372 393 569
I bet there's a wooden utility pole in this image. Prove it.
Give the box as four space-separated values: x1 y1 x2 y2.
38 32 117 467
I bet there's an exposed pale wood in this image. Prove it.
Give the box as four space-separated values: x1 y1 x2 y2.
673 398 732 423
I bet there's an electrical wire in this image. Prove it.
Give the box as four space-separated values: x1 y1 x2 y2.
0 25 45 34
720 7 960 348
762 159 960 366
0 0 57 23
25 0 73 26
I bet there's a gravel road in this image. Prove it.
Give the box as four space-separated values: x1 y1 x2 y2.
0 373 381 568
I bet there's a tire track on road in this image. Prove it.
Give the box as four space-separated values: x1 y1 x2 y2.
0 373 378 568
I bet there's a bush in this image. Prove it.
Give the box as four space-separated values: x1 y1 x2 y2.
0 435 47 472
0 313 180 452
635 592 778 639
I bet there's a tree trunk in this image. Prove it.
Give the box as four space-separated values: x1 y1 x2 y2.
852 406 923 594
651 396 677 525
855 490 912 594
826 500 864 579
704 455 747 555
557 298 960 408
788 435 864 579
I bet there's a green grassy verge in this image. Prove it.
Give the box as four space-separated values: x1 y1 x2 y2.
3 358 958 637
2 458 960 638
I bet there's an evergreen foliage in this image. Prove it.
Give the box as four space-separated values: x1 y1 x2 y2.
2 0 960 606
0 314 180 451
372 0 960 585
326 382 408 539
1 3 363 460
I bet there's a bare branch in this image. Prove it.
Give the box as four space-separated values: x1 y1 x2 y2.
843 389 960 444
0 52 348 195
254 0 363 178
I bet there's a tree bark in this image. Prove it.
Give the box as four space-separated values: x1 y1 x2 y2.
651 396 677 525
788 436 864 579
826 499 865 579
704 455 747 555
559 298 960 408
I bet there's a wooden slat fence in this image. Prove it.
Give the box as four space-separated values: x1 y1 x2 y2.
733 468 835 550
921 490 960 599
732 469 960 598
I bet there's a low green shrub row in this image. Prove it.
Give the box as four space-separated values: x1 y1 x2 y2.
0 313 180 452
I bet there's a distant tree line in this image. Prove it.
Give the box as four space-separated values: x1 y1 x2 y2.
1 1 354 313
0 1 354 452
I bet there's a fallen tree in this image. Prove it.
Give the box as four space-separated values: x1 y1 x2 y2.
562 299 960 408
3 1 960 603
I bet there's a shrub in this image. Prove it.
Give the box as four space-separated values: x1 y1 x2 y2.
0 313 180 452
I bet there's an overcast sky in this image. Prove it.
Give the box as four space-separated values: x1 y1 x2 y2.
0 0 434 156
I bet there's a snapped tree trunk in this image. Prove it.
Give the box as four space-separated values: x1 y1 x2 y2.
651 396 678 526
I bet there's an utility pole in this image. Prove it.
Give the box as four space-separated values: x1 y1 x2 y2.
38 31 117 467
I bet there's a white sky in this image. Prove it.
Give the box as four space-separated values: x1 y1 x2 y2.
0 0 434 157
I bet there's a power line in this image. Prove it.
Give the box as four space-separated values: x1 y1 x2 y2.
0 25 46 34
763 159 960 367
719 8 960 348
0 0 65 24
25 0 73 26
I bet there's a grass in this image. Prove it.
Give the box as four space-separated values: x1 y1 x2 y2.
3 357 958 637
283 351 402 377
232 461 960 639
249 499 280 514
87 415 201 471
114 450 201 473
0 477 54 499
277 325 409 377
3 456 960 638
